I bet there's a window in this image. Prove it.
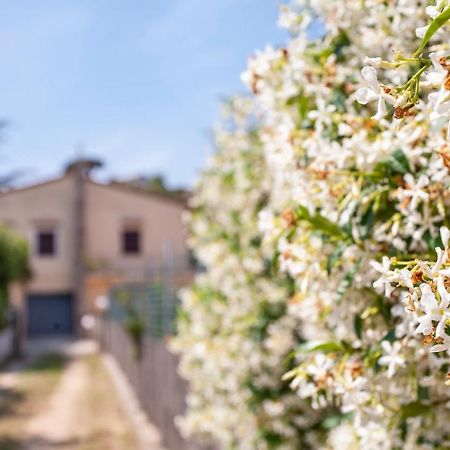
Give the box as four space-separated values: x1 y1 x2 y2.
122 229 141 255
37 230 56 256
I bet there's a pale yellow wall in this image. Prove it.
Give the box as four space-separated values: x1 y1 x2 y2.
0 176 77 293
84 182 187 274
0 176 188 310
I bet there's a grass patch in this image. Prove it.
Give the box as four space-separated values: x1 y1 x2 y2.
26 353 66 373
0 436 20 450
0 351 66 449
0 387 24 417
76 354 138 450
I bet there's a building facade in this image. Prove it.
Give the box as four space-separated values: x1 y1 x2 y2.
0 161 188 336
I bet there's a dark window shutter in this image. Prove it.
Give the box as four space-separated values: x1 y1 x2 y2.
122 230 140 254
38 231 55 256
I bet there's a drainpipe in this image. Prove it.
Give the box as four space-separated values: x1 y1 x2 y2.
73 165 86 336
66 158 102 335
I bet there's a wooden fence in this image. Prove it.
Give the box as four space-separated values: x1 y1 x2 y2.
97 318 214 450
0 327 12 362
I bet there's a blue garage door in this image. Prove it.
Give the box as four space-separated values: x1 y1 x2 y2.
27 293 74 336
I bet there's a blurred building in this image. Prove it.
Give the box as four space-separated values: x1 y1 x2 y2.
0 159 189 337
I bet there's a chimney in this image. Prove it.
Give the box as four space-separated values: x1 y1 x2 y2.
64 158 103 180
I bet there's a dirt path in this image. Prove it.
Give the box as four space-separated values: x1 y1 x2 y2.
25 359 82 446
0 340 140 450
25 358 93 449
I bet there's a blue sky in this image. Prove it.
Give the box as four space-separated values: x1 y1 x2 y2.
0 0 287 188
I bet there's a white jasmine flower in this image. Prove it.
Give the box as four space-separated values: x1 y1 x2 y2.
394 93 409 108
425 2 444 19
278 5 301 30
431 335 450 352
371 256 395 297
394 269 414 290
426 53 448 86
441 226 450 248
416 284 444 336
415 25 429 38
364 56 383 67
401 174 430 210
378 340 406 378
364 56 397 69
355 66 395 120
432 247 448 273
258 210 276 234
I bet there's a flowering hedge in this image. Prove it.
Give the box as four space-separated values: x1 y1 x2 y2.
173 1 450 449
171 98 318 448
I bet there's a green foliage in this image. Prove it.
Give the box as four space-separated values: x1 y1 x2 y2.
0 225 29 329
400 401 431 420
336 261 362 303
260 429 285 448
115 286 147 358
0 226 29 283
297 340 346 354
124 314 146 360
294 205 350 241
311 31 351 64
27 352 66 373
354 314 363 340
249 301 287 342
319 412 353 430
372 149 411 180
413 7 450 57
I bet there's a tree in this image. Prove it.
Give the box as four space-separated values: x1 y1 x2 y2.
116 174 189 201
0 226 29 329
0 120 30 327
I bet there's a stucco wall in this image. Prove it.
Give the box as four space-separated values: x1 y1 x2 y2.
0 176 77 293
84 182 187 271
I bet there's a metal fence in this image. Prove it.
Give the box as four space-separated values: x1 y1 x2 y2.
96 261 215 450
108 280 178 338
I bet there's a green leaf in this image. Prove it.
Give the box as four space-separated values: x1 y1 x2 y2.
261 430 285 447
372 149 410 179
327 244 345 274
320 412 353 430
414 6 450 57
423 229 441 253
249 236 262 248
381 328 396 343
298 96 310 121
362 346 382 368
400 401 431 419
336 260 361 302
297 340 345 354
354 314 363 340
271 251 279 273
390 149 410 175
417 385 429 402
295 205 350 241
286 94 310 121
376 295 391 324
359 204 374 239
